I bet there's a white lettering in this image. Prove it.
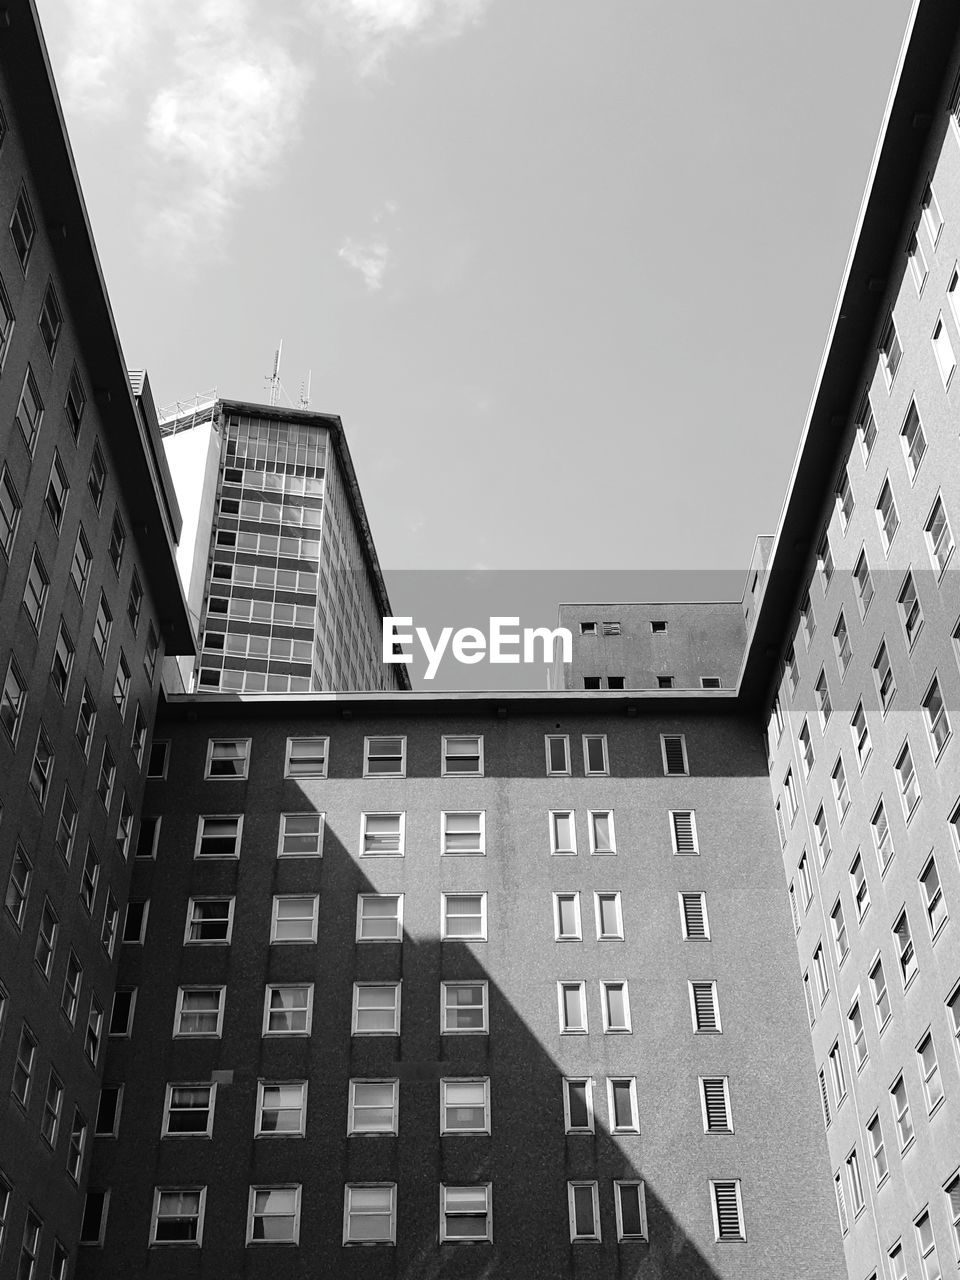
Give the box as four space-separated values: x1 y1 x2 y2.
489 616 520 664
452 627 486 665
418 625 453 681
523 625 573 664
382 617 413 664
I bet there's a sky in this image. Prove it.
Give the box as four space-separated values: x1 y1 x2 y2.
35 0 913 600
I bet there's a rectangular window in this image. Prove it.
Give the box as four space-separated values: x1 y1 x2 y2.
29 726 53 808
348 1079 398 1134
33 898 58 978
442 734 483 776
12 1024 37 1106
813 943 829 1002
945 1172 960 1261
587 808 616 853
898 401 927 485
877 478 900 551
195 815 242 859
150 1188 206 1245
660 733 688 775
128 570 143 632
107 512 125 575
582 734 608 775
817 528 836 588
922 676 951 760
848 1000 867 1070
135 814 160 859
891 1075 915 1150
784 767 798 821
894 910 918 987
185 898 234 945
710 1180 745 1242
357 894 403 943
107 987 134 1036
545 734 570 775
79 1191 109 1246
41 1071 63 1147
614 1182 647 1242
113 651 130 717
850 853 870 922
116 792 135 859
4 845 30 929
0 657 26 744
933 313 957 385
64 365 86 438
0 466 22 556
832 755 850 823
803 971 816 1025
601 981 631 1033
879 313 903 386
873 641 896 714
10 186 36 269
442 892 486 940
851 702 871 770
205 738 250 778
926 494 955 575
846 1148 864 1217
829 1041 846 1106
441 981 488 1034
700 1077 732 1133
85 996 103 1065
867 1113 887 1186
45 452 69 530
271 895 319 943
122 899 149 944
284 736 328 777
554 892 581 941
23 547 48 630
174 988 224 1037
144 625 159 681
606 1076 639 1132
921 855 947 939
837 468 854 530
814 807 832 866
247 1186 301 1245
263 984 313 1036
568 1182 600 1242
899 571 923 649
917 1032 944 1112
75 683 96 758
872 799 894 872
670 809 699 854
896 742 920 820
563 1077 594 1133
680 891 709 940
441 810 484 855
16 366 43 452
922 182 944 245
363 735 406 777
870 957 891 1031
558 981 587 1034
800 594 815 647
61 952 82 1025
915 1211 941 1280
0 274 13 372
689 981 721 1033
278 812 324 857
96 741 115 809
549 809 577 854
343 1185 396 1245
854 549 874 616
908 231 929 292
834 611 852 676
595 891 624 940
361 812 404 857
785 646 799 697
440 1079 490 1134
352 983 401 1035
18 1211 42 1279
256 1081 307 1137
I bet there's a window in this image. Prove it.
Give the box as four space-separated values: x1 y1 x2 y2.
18 1211 42 1278
851 853 870 922
10 186 35 269
891 1075 915 1152
867 1113 887 1187
66 1108 87 1184
601 981 631 1033
836 468 854 530
122 898 148 943
96 741 115 809
568 1182 601 1242
195 815 242 859
933 313 957 385
185 898 234 944
151 1188 206 1245
582 733 608 775
831 900 848 964
896 741 920 819
813 943 829 1003
876 479 900 551
563 1077 594 1133
851 702 871 771
41 1072 63 1147
263 984 313 1035
784 646 799 696
442 892 486 940
828 1040 846 1107
870 957 890 1031
38 282 63 360
799 853 815 906
127 570 143 632
111 652 131 720
129 703 144 767
899 572 923 649
247 1186 300 1245
23 547 48 630
922 182 944 244
284 736 328 777
0 467 21 556
46 623 74 703
278 812 324 857
441 981 488 1034
579 621 596 635
588 808 616 853
61 366 86 441
797 723 813 778
819 1068 830 1126
92 593 112 662
814 669 832 729
348 1079 398 1134
0 657 26 743
945 1172 960 1260
769 695 784 745
872 800 894 873
900 401 927 481
361 812 404 857
174 988 224 1037
76 684 96 756
442 734 483 775
615 1182 647 1242
357 894 402 943
710 1180 745 1242
854 549 874 616
604 1076 638 1133
554 892 581 941
920 856 947 939
144 625 159 681
16 366 43 452
790 884 801 933
873 641 895 715
12 1024 37 1106
879 313 902 386
926 494 955 575
79 1191 109 1246
848 1000 867 1070
846 1148 864 1218
0 273 12 372
136 814 160 859
440 1079 490 1134
343 1185 395 1244
441 810 484 855
670 809 699 854
105 512 125 575
61 952 82 1024
775 802 786 848
922 676 951 760
352 983 401 1035
256 1081 307 1136
545 734 570 775
909 231 929 292
690 981 721 1033
699 1077 732 1133
84 996 103 1065
146 740 169 779
271 895 319 943
34 898 58 978
832 755 850 823
44 454 70 532
29 726 53 808
701 675 721 688
549 809 577 854
660 733 688 775
894 910 918 987
363 735 405 777
680 892 709 940
205 737 249 778
595 891 624 940
4 845 31 929
558 981 587 1034
834 612 852 676
918 1032 944 1113
800 594 816 647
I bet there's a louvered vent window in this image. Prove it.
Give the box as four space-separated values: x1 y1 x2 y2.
671 810 699 854
661 734 688 775
690 982 720 1032
711 1181 744 1241
681 893 709 940
819 1069 831 1126
834 1173 848 1233
701 1078 731 1132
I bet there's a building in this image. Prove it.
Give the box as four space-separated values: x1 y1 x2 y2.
0 3 193 1271
159 396 411 695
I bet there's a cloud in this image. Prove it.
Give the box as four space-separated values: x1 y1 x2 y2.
307 0 491 73
339 236 390 290
58 0 156 117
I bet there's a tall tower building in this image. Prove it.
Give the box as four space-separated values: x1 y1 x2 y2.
160 397 410 695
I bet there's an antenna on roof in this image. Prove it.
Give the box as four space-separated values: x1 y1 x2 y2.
299 370 311 410
266 340 283 406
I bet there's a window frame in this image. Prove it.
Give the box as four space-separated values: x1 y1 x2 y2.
356 893 403 944
582 733 609 776
362 735 406 778
278 811 325 858
545 733 571 776
567 1181 601 1243
246 1184 301 1246
352 982 401 1036
441 734 484 777
173 986 225 1039
162 1083 216 1139
283 736 328 778
441 980 488 1035
440 810 485 856
562 1077 594 1134
606 1076 639 1133
342 1183 396 1245
270 894 319 945
441 891 487 941
347 1078 399 1136
440 1077 490 1136
553 891 582 942
262 984 313 1037
184 897 235 946
149 1186 207 1247
360 811 405 858
255 1080 308 1138
204 737 251 779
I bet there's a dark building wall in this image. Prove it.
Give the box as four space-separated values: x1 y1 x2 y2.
79 697 843 1279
